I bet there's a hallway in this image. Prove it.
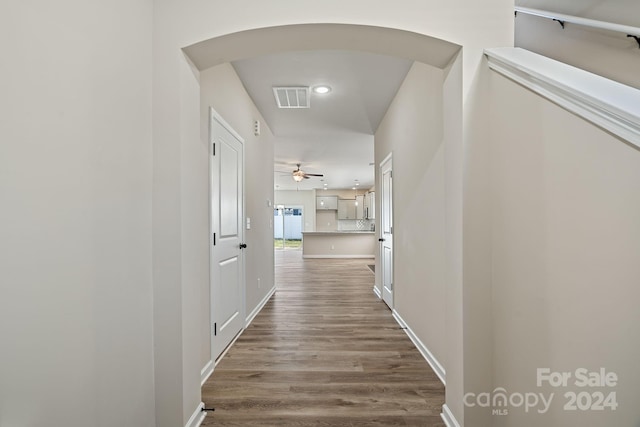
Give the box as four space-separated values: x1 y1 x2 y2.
202 252 445 426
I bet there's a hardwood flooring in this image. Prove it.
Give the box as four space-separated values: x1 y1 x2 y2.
202 251 445 426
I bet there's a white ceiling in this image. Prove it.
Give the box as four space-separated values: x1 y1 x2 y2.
232 50 413 191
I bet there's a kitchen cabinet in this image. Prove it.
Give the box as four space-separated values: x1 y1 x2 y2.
363 192 375 219
316 196 338 210
363 193 369 217
356 195 364 219
338 199 357 219
339 197 366 220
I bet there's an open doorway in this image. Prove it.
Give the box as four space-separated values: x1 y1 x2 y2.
274 205 303 251
183 24 463 425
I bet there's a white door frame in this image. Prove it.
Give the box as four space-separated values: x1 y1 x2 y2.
379 153 393 309
274 205 304 251
209 107 246 362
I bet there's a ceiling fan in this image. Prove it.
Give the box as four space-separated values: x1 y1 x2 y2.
291 163 324 182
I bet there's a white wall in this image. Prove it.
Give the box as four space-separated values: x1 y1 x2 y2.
316 211 338 232
200 63 275 372
484 69 640 426
375 62 448 379
0 2 155 427
515 13 640 90
274 190 316 231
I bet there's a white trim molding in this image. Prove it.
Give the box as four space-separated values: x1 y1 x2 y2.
485 47 640 150
392 310 446 385
515 6 640 37
373 286 382 299
200 360 214 386
441 404 462 427
185 402 206 427
210 107 245 144
246 285 276 327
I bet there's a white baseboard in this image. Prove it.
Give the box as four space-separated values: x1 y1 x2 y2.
200 359 214 386
373 286 381 299
392 309 446 385
185 402 206 427
441 404 462 427
302 255 375 259
246 285 276 327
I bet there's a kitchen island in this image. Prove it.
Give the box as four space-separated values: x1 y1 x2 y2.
301 231 376 259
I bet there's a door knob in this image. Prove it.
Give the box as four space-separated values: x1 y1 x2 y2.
378 238 385 242
239 243 247 249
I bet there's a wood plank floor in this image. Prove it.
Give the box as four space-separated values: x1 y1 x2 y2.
202 251 445 426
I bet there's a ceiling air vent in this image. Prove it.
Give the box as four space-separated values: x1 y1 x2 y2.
273 86 310 109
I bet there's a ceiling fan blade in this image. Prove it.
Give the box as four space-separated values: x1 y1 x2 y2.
304 173 324 177
303 175 311 179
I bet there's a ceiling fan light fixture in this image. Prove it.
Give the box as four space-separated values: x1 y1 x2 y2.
290 163 324 183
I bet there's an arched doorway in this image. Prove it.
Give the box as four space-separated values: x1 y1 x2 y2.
156 22 465 427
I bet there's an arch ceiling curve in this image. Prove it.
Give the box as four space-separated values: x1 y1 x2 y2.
183 23 461 72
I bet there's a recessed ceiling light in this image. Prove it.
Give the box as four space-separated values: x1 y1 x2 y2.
313 85 331 94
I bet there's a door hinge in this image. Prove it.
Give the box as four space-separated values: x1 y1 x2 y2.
213 322 217 336
390 170 392 179
212 143 216 156
213 233 216 245
390 226 393 234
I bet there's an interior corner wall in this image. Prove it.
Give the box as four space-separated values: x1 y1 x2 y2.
153 38 186 427
515 13 640 90
443 51 465 425
180 56 206 421
274 190 317 231
375 61 448 375
1 2 155 427
487 71 640 426
200 62 276 370
461 55 494 427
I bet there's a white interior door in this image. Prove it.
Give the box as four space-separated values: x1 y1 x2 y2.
380 155 393 309
210 109 245 361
